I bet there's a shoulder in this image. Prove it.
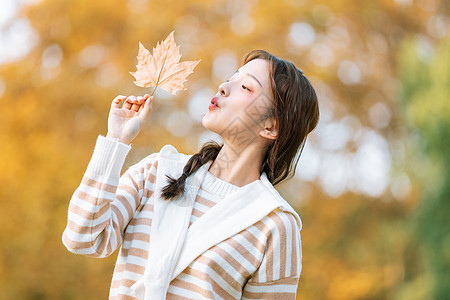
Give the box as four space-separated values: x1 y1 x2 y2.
259 173 303 231
259 209 301 238
135 144 192 165
125 144 192 177
157 144 192 162
250 209 302 279
158 144 188 158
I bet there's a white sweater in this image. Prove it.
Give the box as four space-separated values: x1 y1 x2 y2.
62 135 303 299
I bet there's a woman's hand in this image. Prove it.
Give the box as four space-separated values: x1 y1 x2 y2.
106 94 153 144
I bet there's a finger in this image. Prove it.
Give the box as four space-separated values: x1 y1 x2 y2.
137 103 144 114
111 95 127 109
137 100 146 114
134 95 148 113
136 94 150 114
123 96 135 110
137 95 145 104
139 96 153 121
131 102 140 112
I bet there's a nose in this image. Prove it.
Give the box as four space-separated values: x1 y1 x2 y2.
218 82 228 97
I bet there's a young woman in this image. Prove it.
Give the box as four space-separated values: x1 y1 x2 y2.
62 50 319 299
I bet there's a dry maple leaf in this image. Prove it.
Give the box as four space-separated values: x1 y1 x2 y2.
129 31 201 95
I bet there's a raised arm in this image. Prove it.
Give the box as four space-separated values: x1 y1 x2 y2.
62 95 154 257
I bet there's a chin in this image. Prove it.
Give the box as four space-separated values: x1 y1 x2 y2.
201 114 208 127
201 115 212 130
202 114 221 134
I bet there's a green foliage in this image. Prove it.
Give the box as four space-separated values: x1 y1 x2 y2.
398 36 450 300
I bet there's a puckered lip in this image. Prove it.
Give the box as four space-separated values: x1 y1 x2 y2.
210 97 219 107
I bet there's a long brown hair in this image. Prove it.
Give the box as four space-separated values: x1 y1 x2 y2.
161 50 319 200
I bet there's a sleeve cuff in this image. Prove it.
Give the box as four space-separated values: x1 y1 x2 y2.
85 135 132 177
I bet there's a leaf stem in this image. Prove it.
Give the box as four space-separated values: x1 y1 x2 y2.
150 86 157 96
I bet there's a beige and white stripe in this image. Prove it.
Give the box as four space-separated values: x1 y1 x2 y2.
62 136 302 299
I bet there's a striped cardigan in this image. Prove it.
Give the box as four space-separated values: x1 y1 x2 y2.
62 135 302 299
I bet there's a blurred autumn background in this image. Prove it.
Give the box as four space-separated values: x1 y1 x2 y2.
0 0 449 299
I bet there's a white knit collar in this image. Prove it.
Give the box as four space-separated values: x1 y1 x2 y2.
202 170 241 197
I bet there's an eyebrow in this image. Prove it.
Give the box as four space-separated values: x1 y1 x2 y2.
235 69 263 88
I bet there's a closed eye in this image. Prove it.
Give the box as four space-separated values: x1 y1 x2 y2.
242 85 252 92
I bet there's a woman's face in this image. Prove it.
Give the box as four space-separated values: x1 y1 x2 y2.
202 59 275 153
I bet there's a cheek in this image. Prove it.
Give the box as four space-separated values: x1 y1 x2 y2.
229 94 257 115
240 95 271 125
203 94 262 129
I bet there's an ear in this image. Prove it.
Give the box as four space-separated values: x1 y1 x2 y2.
258 117 278 140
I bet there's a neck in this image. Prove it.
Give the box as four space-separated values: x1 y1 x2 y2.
208 142 266 187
